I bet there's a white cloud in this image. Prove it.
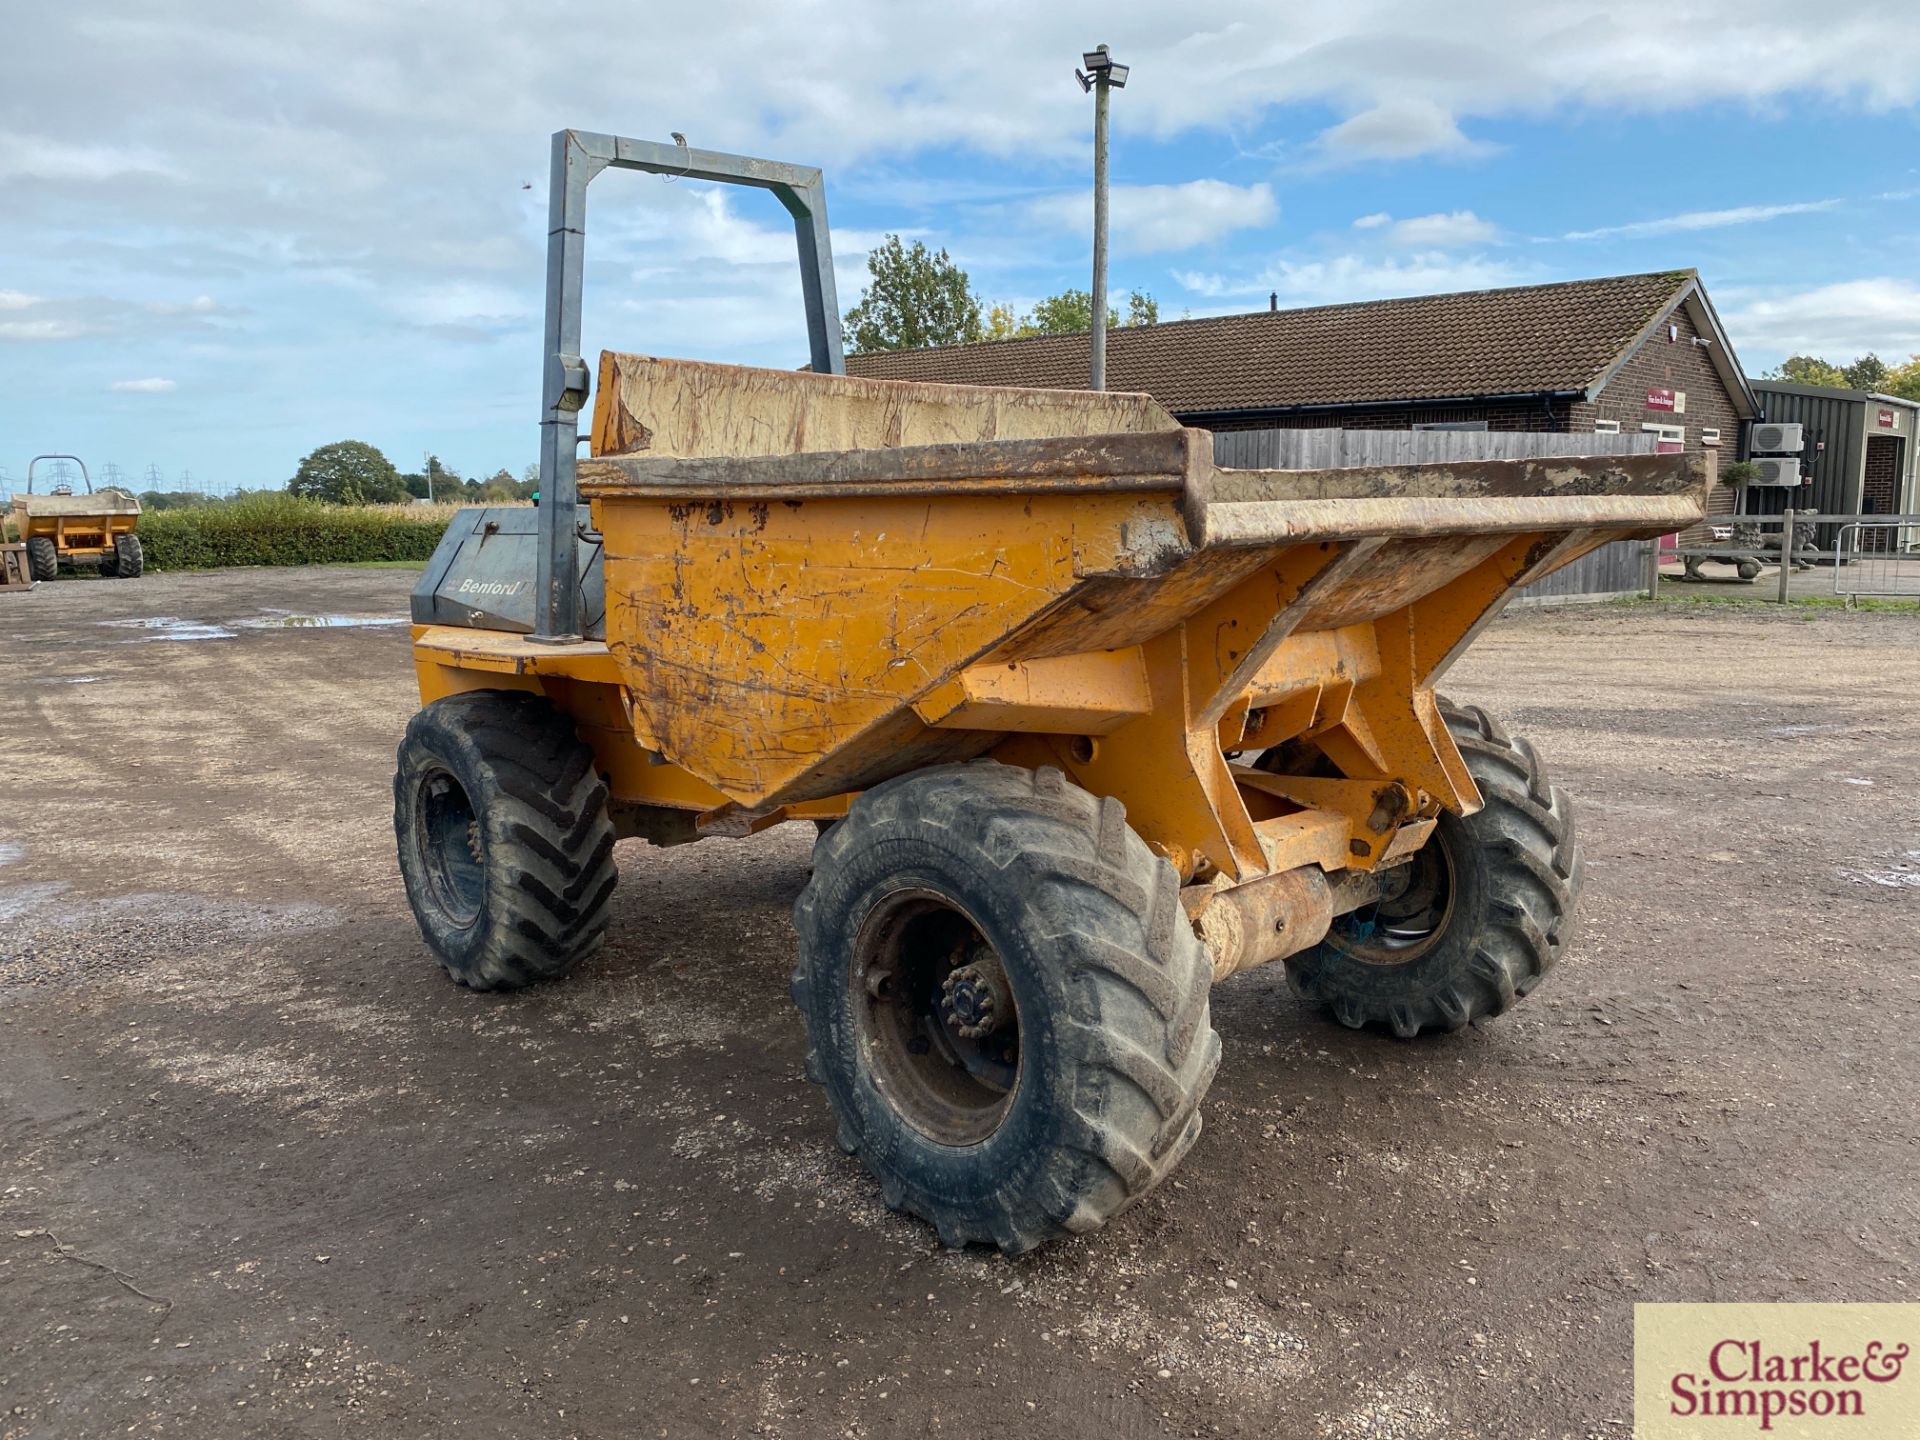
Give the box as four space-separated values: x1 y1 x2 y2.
1726 279 1920 360
1028 180 1277 253
0 291 240 344
0 315 94 342
0 132 176 182
1174 251 1528 307
391 281 532 333
109 377 177 393
1317 100 1490 162
1357 210 1501 247
1564 199 1840 241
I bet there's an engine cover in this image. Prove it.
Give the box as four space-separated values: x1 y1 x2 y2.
410 505 606 639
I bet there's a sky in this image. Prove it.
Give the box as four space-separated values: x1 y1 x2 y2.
4 1 1920 498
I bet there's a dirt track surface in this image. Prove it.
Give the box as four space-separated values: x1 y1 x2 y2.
2 566 1917 1440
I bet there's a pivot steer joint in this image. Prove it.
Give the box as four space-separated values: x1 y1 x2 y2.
1183 865 1400 982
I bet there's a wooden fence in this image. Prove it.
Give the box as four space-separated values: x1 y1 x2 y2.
1209 427 1660 605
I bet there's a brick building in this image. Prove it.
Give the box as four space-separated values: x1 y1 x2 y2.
846 271 1757 477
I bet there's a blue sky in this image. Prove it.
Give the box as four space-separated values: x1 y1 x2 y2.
4 2 1918 498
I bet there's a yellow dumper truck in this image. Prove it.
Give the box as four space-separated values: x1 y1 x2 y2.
395 132 1707 1253
9 456 143 579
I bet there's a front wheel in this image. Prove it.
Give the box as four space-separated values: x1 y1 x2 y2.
26 537 57 581
792 762 1219 1254
111 534 143 578
1286 701 1582 1037
393 689 617 990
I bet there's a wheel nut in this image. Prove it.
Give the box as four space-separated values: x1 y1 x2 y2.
940 951 1013 1039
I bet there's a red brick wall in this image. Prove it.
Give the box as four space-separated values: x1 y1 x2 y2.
1570 305 1743 472
1863 435 1901 513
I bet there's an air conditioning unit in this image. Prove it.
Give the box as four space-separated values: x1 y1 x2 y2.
1752 422 1805 454
1750 457 1802 486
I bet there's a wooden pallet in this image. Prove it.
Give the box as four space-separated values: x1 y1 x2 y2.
0 542 36 591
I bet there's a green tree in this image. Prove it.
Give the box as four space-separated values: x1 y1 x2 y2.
1765 355 1847 388
1884 355 1920 402
983 301 1024 341
1025 288 1103 335
1843 353 1889 391
843 235 984 353
288 440 406 505
426 454 461 497
1018 287 1158 336
138 489 214 511
399 472 431 500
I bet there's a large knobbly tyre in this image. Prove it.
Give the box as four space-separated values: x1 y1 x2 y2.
26 537 57 581
111 534 143 578
393 689 617 991
792 761 1220 1255
1286 700 1582 1038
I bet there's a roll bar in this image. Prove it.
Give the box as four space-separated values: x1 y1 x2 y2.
27 455 92 494
534 130 844 641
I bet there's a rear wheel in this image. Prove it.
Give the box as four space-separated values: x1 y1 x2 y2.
393 689 617 990
111 534 143 578
793 762 1219 1254
26 537 56 581
1285 701 1581 1037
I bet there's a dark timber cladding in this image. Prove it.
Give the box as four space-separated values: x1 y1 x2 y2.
1745 381 1919 547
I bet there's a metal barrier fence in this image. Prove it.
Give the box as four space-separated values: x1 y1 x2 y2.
1834 521 1920 599
1650 509 1920 603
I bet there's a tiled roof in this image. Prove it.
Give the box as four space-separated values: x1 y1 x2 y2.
844 270 1698 415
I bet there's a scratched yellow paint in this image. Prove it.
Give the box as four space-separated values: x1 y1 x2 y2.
594 490 1172 805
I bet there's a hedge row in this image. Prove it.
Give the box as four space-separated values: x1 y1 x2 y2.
139 494 456 571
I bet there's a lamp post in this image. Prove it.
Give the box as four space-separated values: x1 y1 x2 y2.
1076 44 1128 391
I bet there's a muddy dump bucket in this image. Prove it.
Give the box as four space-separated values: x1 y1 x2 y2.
577 354 1704 878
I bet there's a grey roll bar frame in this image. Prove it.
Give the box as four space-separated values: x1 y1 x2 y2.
27 455 93 494
534 129 844 641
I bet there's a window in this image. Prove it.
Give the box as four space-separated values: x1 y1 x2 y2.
1412 421 1488 432
1642 422 1685 454
1593 420 1621 435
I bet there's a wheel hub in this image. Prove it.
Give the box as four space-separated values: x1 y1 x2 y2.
940 948 1012 1039
848 890 1021 1146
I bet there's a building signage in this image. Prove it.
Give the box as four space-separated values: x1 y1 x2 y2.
1647 387 1675 411
1879 407 1897 429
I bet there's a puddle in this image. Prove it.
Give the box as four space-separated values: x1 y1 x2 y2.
234 612 405 630
99 617 238 642
49 676 102 684
0 842 21 869
96 612 403 641
1837 864 1920 889
1842 777 1875 787
1766 723 1844 738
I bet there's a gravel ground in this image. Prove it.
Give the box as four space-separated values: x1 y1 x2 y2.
1 565 1916 1440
